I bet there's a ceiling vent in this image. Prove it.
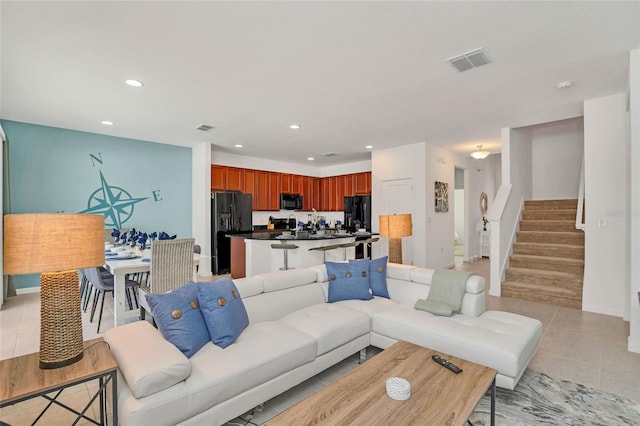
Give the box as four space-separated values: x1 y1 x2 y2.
321 152 338 157
195 124 215 132
448 48 491 72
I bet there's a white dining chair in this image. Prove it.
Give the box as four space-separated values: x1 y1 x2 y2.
139 238 195 322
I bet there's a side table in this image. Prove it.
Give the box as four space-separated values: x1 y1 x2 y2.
0 338 118 425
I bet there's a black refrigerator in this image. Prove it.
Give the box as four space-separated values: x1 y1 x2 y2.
344 195 372 232
211 192 253 275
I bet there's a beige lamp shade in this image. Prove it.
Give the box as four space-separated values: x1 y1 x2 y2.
3 213 105 274
3 213 105 369
379 214 412 264
379 214 412 238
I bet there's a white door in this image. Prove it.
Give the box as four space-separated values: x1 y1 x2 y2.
381 178 413 265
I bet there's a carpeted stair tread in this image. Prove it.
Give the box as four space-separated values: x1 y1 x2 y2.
524 199 578 210
519 220 581 232
517 231 584 245
502 280 582 299
513 242 584 259
509 254 584 275
522 210 577 220
506 267 583 289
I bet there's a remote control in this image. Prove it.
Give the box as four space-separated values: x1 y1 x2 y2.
432 354 462 374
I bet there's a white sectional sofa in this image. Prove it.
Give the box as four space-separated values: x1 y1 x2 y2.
104 263 542 426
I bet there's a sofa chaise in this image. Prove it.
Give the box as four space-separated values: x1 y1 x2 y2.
104 262 542 425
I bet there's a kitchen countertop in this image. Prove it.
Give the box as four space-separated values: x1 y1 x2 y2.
228 231 376 241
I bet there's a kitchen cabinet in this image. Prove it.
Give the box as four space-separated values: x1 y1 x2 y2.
254 171 270 211
268 172 280 210
226 167 243 192
335 175 345 211
354 172 371 194
211 165 226 191
291 175 303 195
243 169 256 207
280 174 292 193
343 174 355 197
303 177 321 211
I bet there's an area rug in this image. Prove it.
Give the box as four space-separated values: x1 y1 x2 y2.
468 370 640 425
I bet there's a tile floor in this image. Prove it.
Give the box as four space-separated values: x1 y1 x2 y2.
1 259 638 425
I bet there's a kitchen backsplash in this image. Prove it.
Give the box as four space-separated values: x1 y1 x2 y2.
253 210 344 227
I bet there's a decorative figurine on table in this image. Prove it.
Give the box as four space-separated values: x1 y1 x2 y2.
336 220 342 230
482 216 489 231
119 232 127 245
111 229 120 244
149 232 158 241
137 233 148 250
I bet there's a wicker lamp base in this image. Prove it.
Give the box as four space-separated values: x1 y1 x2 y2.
389 238 403 264
39 270 84 369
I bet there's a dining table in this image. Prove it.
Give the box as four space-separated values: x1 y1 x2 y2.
103 251 203 327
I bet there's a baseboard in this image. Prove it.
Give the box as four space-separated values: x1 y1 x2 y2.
581 303 623 317
16 287 40 295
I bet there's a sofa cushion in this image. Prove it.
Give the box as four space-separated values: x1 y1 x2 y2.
198 278 249 348
278 303 371 356
233 276 264 298
255 268 318 292
386 263 415 281
145 281 210 358
326 261 373 303
103 321 191 399
372 305 542 379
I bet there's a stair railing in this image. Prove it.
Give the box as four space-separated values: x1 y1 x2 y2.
576 156 585 231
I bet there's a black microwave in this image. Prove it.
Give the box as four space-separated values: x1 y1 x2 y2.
280 194 303 210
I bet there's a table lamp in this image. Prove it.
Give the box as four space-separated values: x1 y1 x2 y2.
379 214 412 264
3 213 105 369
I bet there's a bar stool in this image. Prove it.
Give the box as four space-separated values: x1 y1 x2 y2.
308 243 344 262
271 243 299 270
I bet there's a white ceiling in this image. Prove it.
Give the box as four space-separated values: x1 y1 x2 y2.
1 1 639 165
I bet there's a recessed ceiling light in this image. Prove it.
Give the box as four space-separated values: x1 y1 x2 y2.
101 120 114 126
125 79 144 87
557 80 573 90
234 144 243 148
365 145 374 149
307 157 314 161
290 124 301 130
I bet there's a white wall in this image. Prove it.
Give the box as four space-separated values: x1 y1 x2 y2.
192 142 212 275
211 150 371 177
371 142 427 266
629 48 640 353
454 189 464 242
489 127 532 296
531 117 584 200
583 93 628 316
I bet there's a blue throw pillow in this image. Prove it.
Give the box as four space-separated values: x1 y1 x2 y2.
145 281 210 358
197 278 249 349
326 261 373 303
350 256 390 298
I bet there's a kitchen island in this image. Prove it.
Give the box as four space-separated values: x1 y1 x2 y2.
229 231 375 277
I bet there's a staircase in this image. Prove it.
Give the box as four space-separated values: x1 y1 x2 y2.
502 199 584 309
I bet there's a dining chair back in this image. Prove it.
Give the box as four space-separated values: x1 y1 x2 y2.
84 267 139 333
139 238 195 321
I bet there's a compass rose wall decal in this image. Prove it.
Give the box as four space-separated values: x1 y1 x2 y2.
80 170 148 228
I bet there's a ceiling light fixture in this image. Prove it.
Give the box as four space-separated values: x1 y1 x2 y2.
125 79 144 87
307 157 314 161
101 120 114 126
234 144 243 148
365 145 374 149
290 124 301 130
557 80 573 90
470 145 490 160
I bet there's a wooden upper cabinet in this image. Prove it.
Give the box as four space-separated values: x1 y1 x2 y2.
291 175 303 195
243 169 256 207
268 172 280 210
211 165 226 191
354 172 371 194
254 171 270 211
280 174 292 193
343 174 355 197
335 175 345 211
226 167 243 192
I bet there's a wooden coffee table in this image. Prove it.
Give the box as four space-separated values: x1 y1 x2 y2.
268 340 496 426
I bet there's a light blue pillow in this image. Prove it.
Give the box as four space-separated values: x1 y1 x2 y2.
326 261 373 303
145 281 210 358
197 278 249 349
368 256 390 298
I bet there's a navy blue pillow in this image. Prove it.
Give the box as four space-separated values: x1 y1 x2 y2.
197 278 249 349
326 261 373 303
145 281 210 358
350 256 390 298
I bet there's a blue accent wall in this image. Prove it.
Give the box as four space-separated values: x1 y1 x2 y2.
2 120 192 289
